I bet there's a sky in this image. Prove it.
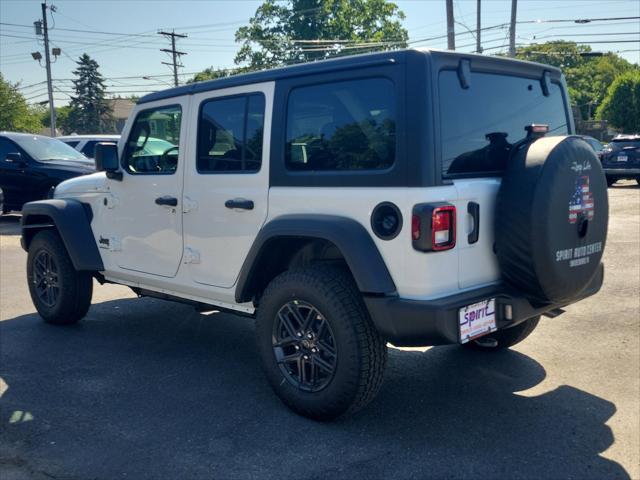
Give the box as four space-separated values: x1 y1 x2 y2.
1 0 638 106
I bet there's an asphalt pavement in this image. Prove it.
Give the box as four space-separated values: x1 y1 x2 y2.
1 181 638 479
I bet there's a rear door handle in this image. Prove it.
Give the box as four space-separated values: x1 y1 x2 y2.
468 201 480 244
155 195 178 207
225 198 254 210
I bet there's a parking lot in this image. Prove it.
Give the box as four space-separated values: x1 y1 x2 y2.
0 181 638 480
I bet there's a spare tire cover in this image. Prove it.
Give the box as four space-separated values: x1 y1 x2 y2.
495 136 608 304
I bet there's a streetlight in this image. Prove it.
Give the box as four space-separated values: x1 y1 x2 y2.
31 51 42 61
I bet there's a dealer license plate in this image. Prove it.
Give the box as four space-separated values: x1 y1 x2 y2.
459 299 497 344
617 155 628 162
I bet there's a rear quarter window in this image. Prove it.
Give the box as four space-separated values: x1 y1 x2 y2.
285 77 396 172
439 71 569 177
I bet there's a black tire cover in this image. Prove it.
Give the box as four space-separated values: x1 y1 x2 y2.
495 136 608 304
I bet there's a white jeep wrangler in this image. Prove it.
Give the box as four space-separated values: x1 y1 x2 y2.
21 49 608 420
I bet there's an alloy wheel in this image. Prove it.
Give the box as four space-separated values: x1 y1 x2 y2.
272 300 338 392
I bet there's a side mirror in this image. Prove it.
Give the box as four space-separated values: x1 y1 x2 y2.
6 152 26 167
94 142 122 180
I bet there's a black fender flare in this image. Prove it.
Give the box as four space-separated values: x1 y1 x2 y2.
21 199 104 271
235 214 397 303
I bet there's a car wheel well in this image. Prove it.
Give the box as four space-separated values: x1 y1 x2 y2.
22 214 56 249
249 237 352 306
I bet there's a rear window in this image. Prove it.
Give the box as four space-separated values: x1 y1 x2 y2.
439 71 569 177
610 140 640 150
285 77 396 171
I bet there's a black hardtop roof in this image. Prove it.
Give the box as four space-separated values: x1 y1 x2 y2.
138 48 563 105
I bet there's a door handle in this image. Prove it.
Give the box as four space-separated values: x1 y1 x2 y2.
155 195 178 207
225 198 254 210
468 201 480 244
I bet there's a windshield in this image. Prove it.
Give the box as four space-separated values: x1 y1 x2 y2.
140 138 176 155
585 138 603 151
13 135 89 162
439 70 569 177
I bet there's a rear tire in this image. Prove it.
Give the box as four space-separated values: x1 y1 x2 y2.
255 265 387 420
27 230 93 325
463 316 541 351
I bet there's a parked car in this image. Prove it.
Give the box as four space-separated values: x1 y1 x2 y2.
601 134 640 186
579 135 605 159
58 134 120 159
20 49 608 420
0 132 95 212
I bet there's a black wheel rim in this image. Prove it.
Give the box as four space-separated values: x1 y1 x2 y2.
33 250 59 307
272 300 338 392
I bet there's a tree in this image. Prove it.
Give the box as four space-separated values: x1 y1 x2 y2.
234 0 408 71
188 67 249 83
0 74 44 132
516 41 638 121
596 71 640 132
65 54 113 134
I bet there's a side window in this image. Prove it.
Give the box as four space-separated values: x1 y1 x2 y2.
197 93 265 173
63 140 80 148
81 140 98 157
0 138 15 162
123 105 182 174
285 78 396 171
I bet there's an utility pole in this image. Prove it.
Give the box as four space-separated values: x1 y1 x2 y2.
159 30 187 87
509 0 517 57
476 0 482 53
41 1 56 136
445 0 455 50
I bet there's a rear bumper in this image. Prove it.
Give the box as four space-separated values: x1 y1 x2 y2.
364 263 604 347
603 168 640 176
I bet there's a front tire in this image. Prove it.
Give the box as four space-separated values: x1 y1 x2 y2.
256 265 387 420
27 230 93 325
463 316 541 351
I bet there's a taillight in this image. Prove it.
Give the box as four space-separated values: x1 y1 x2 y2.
432 205 456 251
412 203 456 252
411 214 421 241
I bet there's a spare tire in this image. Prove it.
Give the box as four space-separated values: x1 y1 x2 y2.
495 136 608 304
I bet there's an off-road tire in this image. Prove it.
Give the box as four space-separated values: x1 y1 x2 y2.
27 230 93 325
464 316 541 351
255 265 387 421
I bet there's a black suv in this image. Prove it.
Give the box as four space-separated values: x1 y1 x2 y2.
0 132 95 213
601 134 640 186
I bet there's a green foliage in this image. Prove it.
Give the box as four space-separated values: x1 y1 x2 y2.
188 67 249 83
63 54 114 134
516 41 638 121
596 71 640 132
0 74 44 132
41 105 71 129
234 0 408 70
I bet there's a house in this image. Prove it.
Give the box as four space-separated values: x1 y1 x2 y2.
108 98 135 133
